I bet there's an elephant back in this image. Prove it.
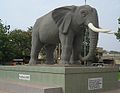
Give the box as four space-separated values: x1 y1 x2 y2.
34 12 59 44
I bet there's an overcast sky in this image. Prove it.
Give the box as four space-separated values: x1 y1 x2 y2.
0 0 120 51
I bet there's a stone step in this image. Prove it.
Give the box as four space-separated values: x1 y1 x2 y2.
0 79 62 93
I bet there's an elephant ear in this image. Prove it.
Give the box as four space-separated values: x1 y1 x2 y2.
52 6 76 34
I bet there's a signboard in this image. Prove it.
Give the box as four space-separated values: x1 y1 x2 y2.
19 74 30 81
88 77 103 90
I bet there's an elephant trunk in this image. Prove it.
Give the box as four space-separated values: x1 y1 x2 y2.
80 8 111 62
80 8 99 61
81 26 99 61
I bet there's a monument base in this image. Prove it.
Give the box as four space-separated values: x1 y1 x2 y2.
0 65 119 93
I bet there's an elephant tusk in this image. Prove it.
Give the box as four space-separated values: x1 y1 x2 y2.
88 23 111 33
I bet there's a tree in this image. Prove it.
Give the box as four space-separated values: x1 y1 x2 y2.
115 17 120 42
0 19 12 63
0 19 32 64
9 29 31 58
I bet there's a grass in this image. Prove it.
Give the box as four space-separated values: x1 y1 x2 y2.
119 72 120 80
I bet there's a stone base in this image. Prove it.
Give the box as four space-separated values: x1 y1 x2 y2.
0 65 119 93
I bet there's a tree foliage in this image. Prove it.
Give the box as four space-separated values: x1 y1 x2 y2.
0 19 32 64
0 19 10 62
115 17 120 42
9 29 31 58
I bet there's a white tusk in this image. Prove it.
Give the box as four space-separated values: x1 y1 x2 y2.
88 23 111 33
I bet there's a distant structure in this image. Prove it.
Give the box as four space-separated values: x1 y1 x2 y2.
96 47 120 65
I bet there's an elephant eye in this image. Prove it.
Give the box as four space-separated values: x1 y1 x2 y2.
81 11 87 17
80 10 88 17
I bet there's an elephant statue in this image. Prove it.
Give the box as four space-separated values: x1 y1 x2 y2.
29 5 110 65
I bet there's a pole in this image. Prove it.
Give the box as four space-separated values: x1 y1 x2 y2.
84 31 87 65
85 0 86 5
58 43 61 60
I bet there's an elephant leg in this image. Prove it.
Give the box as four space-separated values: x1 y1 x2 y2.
29 33 43 65
70 36 83 64
59 32 74 64
45 44 56 64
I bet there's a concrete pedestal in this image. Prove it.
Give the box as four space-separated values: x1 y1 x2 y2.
0 65 119 93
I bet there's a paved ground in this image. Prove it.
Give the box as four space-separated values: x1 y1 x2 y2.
0 89 120 93
101 89 120 93
0 90 14 93
0 82 120 93
101 82 120 93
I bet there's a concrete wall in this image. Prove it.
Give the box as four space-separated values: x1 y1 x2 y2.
0 66 119 93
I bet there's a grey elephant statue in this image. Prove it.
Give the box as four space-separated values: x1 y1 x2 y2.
29 5 110 65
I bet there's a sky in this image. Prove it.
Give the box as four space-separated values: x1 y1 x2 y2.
0 0 120 51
